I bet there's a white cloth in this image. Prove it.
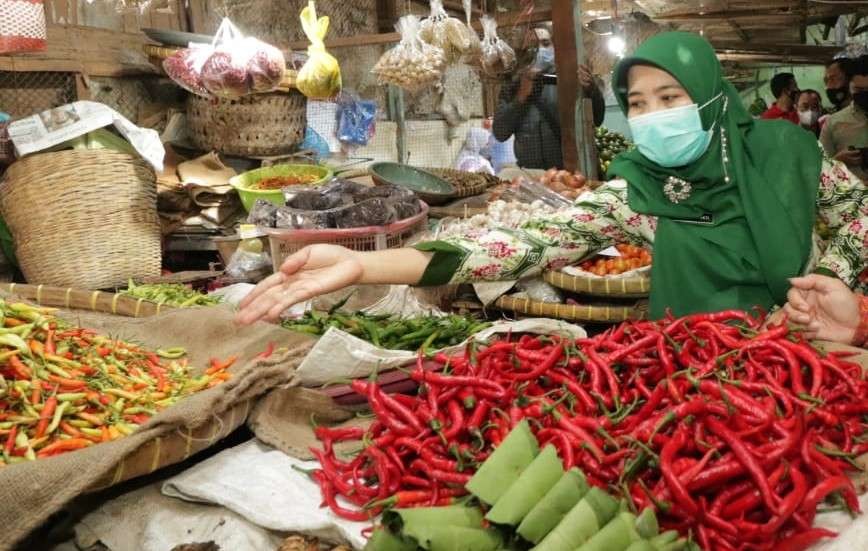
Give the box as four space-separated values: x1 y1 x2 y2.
454 127 495 174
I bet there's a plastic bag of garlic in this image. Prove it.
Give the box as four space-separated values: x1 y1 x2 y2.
372 14 446 93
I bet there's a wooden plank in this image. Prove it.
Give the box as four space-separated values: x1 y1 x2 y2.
187 0 214 34
552 0 579 171
728 20 750 42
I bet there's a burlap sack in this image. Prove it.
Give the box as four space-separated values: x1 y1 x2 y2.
0 304 313 550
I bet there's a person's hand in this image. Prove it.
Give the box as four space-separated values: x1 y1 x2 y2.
834 148 862 167
783 274 860 344
516 69 539 103
578 64 595 95
235 244 363 325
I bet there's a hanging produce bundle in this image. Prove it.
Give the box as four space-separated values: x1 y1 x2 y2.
460 0 482 67
163 18 285 100
119 280 222 308
373 15 446 93
418 0 475 63
479 15 516 77
307 310 866 550
0 300 235 463
296 0 342 99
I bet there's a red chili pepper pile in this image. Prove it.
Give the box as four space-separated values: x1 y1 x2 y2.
310 310 868 551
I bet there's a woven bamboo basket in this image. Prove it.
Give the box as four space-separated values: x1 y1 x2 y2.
187 92 306 157
0 150 161 290
543 269 651 298
0 283 248 491
421 168 503 198
495 295 648 323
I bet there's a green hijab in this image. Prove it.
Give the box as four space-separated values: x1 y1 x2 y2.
608 32 822 318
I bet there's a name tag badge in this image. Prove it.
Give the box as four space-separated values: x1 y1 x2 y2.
672 213 714 226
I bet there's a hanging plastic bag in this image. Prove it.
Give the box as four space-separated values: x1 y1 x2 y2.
199 18 286 99
419 0 474 63
0 0 46 54
163 44 213 98
461 0 482 67
373 15 446 93
480 15 516 77
337 93 377 146
296 0 342 99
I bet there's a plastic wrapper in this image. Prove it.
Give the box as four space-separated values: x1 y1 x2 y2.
419 0 474 63
296 1 342 99
200 18 286 99
275 206 334 229
515 277 563 303
479 15 516 76
337 94 377 146
247 199 279 227
373 15 446 93
163 46 213 98
333 198 397 228
225 247 271 279
319 179 368 196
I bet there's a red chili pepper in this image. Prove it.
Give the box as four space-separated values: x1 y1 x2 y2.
442 400 465 440
256 342 276 360
36 438 91 457
772 529 836 551
4 425 16 456
311 470 375 521
7 355 31 380
510 342 564 381
800 475 858 516
660 426 699 516
35 396 58 439
705 417 779 514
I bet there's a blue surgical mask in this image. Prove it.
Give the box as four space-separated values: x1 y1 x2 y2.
628 94 722 168
535 47 555 69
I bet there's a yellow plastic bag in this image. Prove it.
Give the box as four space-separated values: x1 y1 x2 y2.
297 0 342 99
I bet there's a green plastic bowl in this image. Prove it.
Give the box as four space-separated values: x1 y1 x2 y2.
369 162 456 206
230 164 334 212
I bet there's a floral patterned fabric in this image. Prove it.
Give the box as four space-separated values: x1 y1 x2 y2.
417 157 868 297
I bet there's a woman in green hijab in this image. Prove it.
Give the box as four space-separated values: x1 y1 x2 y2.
237 32 867 323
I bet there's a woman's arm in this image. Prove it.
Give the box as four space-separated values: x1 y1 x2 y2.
414 180 655 286
813 156 868 285
492 80 529 143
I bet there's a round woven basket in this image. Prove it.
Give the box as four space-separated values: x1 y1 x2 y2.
187 92 307 157
0 150 161 290
543 269 651 298
495 295 648 323
421 167 503 198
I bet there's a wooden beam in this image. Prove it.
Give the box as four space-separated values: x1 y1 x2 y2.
376 0 398 33
551 0 579 172
410 0 482 17
282 7 553 49
653 5 859 24
711 41 842 57
728 19 750 42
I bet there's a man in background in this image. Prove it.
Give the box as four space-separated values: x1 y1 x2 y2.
761 72 800 124
825 58 854 112
797 89 822 137
821 55 867 182
493 24 604 169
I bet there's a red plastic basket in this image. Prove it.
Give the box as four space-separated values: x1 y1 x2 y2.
264 202 429 272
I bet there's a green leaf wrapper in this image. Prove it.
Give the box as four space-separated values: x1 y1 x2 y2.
381 505 501 551
466 420 539 505
486 445 564 525
531 488 619 551
575 511 642 551
517 468 590 544
625 542 658 551
364 527 417 551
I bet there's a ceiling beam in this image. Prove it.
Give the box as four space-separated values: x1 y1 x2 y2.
728 19 750 42
652 5 859 24
711 41 842 57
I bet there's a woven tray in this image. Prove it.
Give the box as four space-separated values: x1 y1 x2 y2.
0 283 247 492
495 295 648 323
421 168 503 199
543 269 651 298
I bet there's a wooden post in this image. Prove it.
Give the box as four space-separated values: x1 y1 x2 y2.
388 85 407 164
551 0 593 175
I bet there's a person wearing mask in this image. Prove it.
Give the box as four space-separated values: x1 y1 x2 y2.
492 24 605 169
820 55 868 182
784 274 868 347
824 58 854 112
761 72 800 123
796 89 822 136
236 32 867 325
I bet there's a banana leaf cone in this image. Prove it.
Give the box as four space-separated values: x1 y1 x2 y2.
466 420 539 505
517 468 589 544
381 504 502 551
485 445 564 525
575 511 642 551
531 487 619 551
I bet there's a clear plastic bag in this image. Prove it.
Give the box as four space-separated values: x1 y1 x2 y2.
337 93 377 146
163 45 213 98
225 248 271 280
373 15 446 93
200 18 286 99
296 0 342 99
461 0 482 67
419 0 474 63
480 15 516 76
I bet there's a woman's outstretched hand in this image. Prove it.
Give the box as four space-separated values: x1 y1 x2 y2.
235 244 364 325
783 274 860 344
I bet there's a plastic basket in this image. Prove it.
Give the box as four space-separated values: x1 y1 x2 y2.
265 203 428 272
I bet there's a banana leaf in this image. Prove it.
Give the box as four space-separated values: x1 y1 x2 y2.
531 488 619 551
364 527 417 551
384 504 501 550
625 542 657 551
466 420 539 505
575 511 641 551
517 468 589 544
486 445 563 526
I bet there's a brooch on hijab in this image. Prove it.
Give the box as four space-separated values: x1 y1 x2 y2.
664 176 692 204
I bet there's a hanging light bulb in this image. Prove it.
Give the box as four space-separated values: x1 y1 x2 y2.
607 35 626 56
